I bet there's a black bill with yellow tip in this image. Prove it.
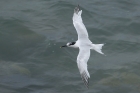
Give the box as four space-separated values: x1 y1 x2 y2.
60 45 67 48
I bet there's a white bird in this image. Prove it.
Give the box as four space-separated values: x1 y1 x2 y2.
61 5 105 88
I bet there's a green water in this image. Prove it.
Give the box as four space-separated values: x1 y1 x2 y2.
0 0 140 93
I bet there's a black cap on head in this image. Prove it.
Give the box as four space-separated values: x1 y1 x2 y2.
60 42 76 48
69 42 76 45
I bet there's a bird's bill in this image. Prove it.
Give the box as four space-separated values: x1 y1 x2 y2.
60 45 67 48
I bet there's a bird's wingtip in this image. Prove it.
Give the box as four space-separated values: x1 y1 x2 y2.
81 71 90 89
82 76 89 89
74 5 80 14
77 4 80 8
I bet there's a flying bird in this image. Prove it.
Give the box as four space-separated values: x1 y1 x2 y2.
61 5 105 88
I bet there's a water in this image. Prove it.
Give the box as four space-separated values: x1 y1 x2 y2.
0 0 140 93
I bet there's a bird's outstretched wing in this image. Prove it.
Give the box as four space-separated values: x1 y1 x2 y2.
73 5 89 40
77 48 90 88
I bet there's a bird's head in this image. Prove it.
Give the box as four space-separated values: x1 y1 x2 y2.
60 42 78 48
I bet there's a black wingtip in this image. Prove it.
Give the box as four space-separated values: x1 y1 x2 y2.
77 4 80 8
74 5 80 14
81 71 89 89
81 76 89 89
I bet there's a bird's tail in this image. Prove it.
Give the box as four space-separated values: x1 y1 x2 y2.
91 44 104 55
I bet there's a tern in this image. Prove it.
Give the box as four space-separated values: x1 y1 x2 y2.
61 5 105 88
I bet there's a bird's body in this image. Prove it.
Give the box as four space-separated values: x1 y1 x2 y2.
61 5 105 88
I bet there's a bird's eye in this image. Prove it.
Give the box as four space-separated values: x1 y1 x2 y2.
70 42 75 45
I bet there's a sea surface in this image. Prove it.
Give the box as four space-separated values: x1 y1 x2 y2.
0 0 140 93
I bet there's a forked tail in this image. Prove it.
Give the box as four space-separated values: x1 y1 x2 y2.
92 44 104 55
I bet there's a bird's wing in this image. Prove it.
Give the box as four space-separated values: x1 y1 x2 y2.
77 47 90 88
73 5 89 40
